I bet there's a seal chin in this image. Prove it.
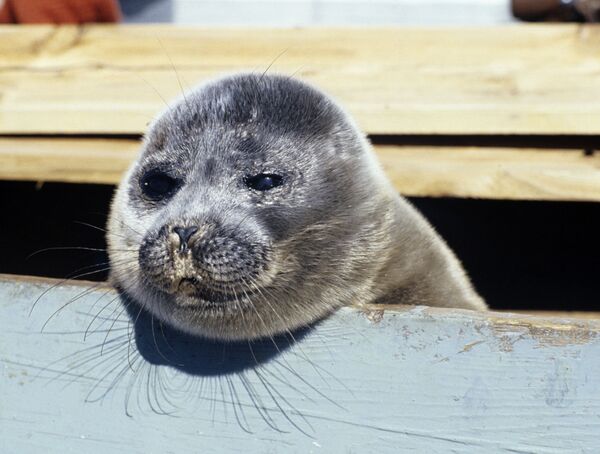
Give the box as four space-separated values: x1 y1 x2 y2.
176 277 201 296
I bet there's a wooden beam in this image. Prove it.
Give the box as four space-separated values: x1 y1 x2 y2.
2 137 600 201
377 146 600 201
2 25 600 134
0 138 138 184
509 310 600 320
2 274 599 451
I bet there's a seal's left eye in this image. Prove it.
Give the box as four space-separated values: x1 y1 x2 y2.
140 170 180 200
245 174 284 191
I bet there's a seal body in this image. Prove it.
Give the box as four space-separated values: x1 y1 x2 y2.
108 73 486 341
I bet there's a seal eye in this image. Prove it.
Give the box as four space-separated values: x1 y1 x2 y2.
245 174 284 191
140 170 180 201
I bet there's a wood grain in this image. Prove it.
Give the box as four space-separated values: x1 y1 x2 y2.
377 145 600 201
0 138 138 184
2 275 599 452
3 137 600 201
2 25 600 134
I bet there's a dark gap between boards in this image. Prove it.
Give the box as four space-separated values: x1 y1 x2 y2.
1 180 598 312
2 133 599 152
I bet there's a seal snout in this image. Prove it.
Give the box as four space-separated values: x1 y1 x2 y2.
139 218 274 304
172 225 199 253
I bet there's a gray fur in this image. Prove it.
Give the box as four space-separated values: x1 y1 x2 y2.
107 73 486 341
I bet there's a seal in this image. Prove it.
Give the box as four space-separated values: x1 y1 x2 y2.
107 73 486 341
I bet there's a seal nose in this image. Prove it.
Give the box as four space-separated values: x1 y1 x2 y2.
173 226 198 253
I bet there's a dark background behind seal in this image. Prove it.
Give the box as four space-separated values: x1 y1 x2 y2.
2 180 598 311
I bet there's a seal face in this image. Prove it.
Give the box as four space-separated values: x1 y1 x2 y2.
108 73 485 341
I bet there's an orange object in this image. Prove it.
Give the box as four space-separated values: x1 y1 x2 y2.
0 0 122 24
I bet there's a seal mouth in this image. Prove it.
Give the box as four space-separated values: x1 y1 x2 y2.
176 277 257 305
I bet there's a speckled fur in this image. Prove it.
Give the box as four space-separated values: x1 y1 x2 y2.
107 73 486 341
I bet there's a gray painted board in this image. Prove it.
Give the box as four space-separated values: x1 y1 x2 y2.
1 275 600 453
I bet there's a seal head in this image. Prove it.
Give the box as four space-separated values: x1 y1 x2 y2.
108 73 485 341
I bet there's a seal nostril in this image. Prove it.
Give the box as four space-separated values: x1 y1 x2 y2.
173 226 199 253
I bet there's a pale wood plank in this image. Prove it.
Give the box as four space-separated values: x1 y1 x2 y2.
0 138 138 184
2 137 600 201
2 275 599 452
2 25 600 134
510 310 600 320
377 146 600 201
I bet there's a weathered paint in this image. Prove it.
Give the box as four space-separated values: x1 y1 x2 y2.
1 275 600 453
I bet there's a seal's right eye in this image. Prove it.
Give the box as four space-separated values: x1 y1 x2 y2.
245 173 284 192
140 170 180 201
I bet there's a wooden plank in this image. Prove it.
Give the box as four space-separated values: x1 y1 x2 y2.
510 310 600 320
2 25 600 134
3 137 600 201
377 146 600 201
0 138 138 184
2 275 599 452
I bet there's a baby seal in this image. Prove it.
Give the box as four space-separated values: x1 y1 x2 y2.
108 73 486 341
